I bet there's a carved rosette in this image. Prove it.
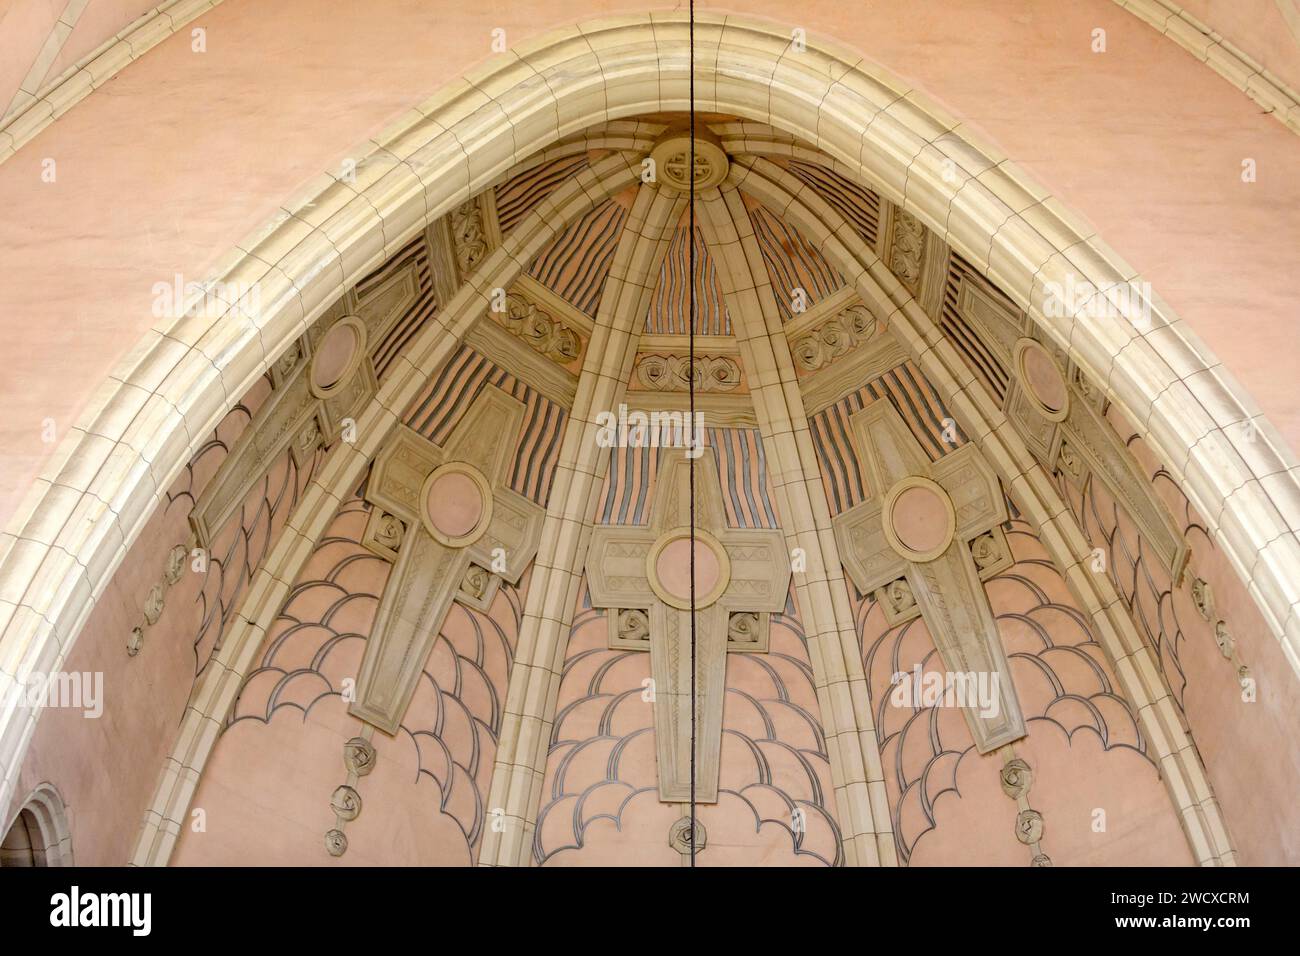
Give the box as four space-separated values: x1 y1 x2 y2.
143 585 165 625
1214 621 1235 660
727 611 760 645
1071 365 1106 413
375 512 404 552
648 129 729 192
619 609 650 643
1056 440 1084 481
164 544 187 585
274 340 302 382
330 785 362 821
1000 758 1033 799
296 416 321 456
875 577 917 624
461 563 490 601
668 816 707 855
998 752 1050 865
128 541 192 657
343 737 377 777
324 829 348 857
1191 578 1215 621
1015 809 1045 845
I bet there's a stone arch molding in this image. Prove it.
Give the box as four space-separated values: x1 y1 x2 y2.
2 10 1298 830
1 783 73 866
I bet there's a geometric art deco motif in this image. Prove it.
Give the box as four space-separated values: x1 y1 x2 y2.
956 277 1189 582
585 449 791 803
832 402 1027 753
350 386 544 734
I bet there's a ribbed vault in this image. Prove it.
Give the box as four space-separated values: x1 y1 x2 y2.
113 113 1266 868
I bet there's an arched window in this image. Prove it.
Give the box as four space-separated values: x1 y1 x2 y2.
0 784 72 867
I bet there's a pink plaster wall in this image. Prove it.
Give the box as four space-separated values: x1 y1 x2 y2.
9 381 272 863
1057 402 1300 864
173 496 525 866
859 515 1193 866
2 0 1299 540
537 584 842 866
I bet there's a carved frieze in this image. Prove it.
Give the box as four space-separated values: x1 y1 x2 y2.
790 303 879 372
633 354 742 392
495 291 582 364
945 273 1189 585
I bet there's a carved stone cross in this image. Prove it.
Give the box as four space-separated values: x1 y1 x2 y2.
585 449 791 802
351 386 544 734
831 402 1026 753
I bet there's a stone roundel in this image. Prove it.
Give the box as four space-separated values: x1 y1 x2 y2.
648 127 729 192
419 461 493 548
881 476 956 563
310 315 367 397
646 527 731 610
1013 336 1069 422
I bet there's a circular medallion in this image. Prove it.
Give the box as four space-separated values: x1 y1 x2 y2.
310 316 367 398
419 462 493 548
648 128 729 192
1013 337 1069 422
881 476 956 563
646 527 731 610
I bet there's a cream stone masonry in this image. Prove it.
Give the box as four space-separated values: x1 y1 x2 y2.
730 155 1233 864
695 182 898 866
128 154 646 865
1117 0 1300 134
832 402 1027 754
478 183 686 868
585 450 791 803
351 388 544 734
0 13 1283 853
